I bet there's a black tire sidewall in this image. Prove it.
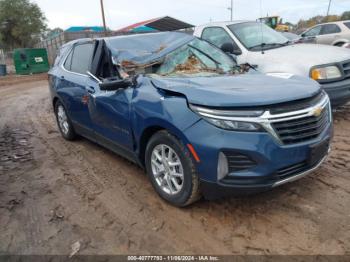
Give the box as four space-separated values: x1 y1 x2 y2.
54 101 75 140
145 131 196 206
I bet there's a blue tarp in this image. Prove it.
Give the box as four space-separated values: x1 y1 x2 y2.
130 26 157 33
66 26 105 32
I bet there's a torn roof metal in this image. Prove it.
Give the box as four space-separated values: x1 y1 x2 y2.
104 32 195 69
116 16 194 33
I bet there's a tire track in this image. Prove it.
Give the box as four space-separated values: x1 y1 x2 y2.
1 80 349 255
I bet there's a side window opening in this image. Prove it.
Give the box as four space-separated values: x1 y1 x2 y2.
54 45 68 67
201 27 241 53
70 43 94 75
64 49 73 71
202 27 234 48
320 24 341 35
91 41 119 80
100 49 118 79
304 26 321 37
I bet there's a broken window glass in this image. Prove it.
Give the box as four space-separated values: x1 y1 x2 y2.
155 38 237 76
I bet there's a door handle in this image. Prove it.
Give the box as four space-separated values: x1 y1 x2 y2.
86 86 95 94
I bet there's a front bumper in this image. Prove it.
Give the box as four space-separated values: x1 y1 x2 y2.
321 78 350 108
184 117 333 199
200 154 329 200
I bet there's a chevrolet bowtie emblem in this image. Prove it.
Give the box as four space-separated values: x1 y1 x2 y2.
313 107 323 117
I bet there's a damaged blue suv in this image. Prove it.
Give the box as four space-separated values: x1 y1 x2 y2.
49 32 333 206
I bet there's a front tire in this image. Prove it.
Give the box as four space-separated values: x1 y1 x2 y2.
54 100 76 141
145 130 201 207
334 42 345 47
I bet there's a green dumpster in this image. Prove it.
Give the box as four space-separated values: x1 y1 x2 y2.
13 48 50 75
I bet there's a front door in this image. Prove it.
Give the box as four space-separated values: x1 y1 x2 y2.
87 78 135 152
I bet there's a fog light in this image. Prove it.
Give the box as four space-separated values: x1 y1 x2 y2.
217 152 229 181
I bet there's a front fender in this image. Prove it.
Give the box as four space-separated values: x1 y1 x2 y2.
139 117 194 145
130 77 200 155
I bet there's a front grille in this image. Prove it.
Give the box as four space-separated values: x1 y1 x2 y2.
269 92 324 115
341 60 350 79
272 105 329 145
224 151 257 173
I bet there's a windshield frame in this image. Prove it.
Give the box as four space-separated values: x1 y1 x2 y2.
227 22 290 52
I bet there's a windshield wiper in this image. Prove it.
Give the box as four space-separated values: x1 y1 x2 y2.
188 44 222 68
248 43 286 51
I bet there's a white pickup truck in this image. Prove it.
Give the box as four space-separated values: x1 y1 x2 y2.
194 21 350 108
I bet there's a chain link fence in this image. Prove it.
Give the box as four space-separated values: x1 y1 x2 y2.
0 49 15 75
35 31 112 65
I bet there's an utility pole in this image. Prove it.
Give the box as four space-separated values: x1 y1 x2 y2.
100 0 107 36
326 0 332 17
227 0 233 21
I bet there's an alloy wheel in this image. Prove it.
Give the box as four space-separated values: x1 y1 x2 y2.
151 144 184 195
57 105 69 135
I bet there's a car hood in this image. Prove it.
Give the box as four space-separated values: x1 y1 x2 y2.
249 44 350 77
150 73 321 107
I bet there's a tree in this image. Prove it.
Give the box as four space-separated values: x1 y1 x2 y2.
341 11 350 20
295 11 350 31
323 15 341 23
0 0 47 50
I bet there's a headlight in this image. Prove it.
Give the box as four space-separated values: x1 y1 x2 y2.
311 66 342 80
190 104 264 131
204 118 262 131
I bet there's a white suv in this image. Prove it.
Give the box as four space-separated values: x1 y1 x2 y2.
301 20 350 47
194 21 350 108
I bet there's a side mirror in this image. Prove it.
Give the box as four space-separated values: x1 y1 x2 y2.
301 33 306 38
87 71 133 91
220 42 242 56
99 78 132 91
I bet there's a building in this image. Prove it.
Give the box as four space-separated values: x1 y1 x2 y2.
116 16 194 34
36 16 194 64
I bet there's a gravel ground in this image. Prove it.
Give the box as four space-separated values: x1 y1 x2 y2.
0 75 349 255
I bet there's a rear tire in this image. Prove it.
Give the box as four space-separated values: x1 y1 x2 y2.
54 100 76 141
145 130 201 207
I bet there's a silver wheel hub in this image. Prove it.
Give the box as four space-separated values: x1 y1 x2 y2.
151 144 184 195
57 105 69 135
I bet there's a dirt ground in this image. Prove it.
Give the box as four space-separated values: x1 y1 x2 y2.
0 75 349 255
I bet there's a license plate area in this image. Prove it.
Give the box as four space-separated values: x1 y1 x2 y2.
308 139 330 166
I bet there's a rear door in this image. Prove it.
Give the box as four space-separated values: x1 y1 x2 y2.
318 24 342 45
59 41 96 137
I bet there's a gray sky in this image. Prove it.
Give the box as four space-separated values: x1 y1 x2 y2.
32 0 350 30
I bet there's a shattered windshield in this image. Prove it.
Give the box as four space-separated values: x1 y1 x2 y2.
154 38 237 77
